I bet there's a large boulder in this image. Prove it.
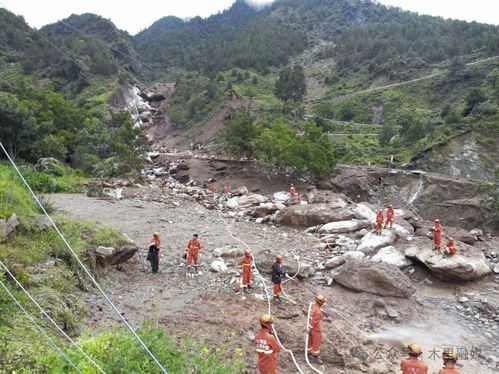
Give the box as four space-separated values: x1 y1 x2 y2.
35 157 64 175
356 230 397 255
324 256 346 269
0 214 19 241
371 246 412 268
250 203 282 218
95 244 137 267
237 194 267 206
334 259 416 298
210 258 228 273
319 219 371 234
404 238 491 281
231 186 248 196
275 203 353 227
352 202 376 221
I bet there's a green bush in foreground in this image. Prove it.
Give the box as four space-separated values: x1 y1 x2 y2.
39 326 245 374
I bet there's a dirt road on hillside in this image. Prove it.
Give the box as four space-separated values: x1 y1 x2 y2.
52 193 498 373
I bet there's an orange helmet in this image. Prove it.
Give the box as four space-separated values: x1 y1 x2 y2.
276 255 283 262
315 295 327 305
407 343 422 356
153 232 159 238
259 314 274 328
443 351 458 362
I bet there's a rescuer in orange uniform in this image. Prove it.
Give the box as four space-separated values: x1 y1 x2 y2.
271 256 285 301
209 183 215 193
223 185 229 194
289 184 296 200
438 351 461 374
239 250 253 292
255 314 281 374
431 219 443 251
444 238 457 256
185 234 202 273
376 210 384 234
308 295 327 364
400 343 428 374
385 205 395 229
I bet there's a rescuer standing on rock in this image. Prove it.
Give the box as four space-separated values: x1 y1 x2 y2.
385 205 395 229
148 232 162 274
308 295 327 364
376 209 384 234
271 256 285 301
185 234 202 274
400 343 428 374
239 250 253 292
444 238 457 256
289 184 296 200
255 314 281 374
431 219 443 251
438 351 461 374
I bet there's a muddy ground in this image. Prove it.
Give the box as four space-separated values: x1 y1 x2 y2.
52 190 498 374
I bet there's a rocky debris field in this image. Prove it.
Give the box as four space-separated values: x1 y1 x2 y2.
52 160 499 373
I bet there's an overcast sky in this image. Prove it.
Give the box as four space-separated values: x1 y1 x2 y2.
1 0 498 35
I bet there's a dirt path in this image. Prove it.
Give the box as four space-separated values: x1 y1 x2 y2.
52 193 498 373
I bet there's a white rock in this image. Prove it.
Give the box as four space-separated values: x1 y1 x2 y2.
96 246 115 256
353 203 376 221
391 224 411 239
324 256 346 269
356 230 396 255
237 194 267 206
226 197 239 209
343 251 365 261
319 219 371 234
458 297 469 303
210 258 228 273
371 246 412 268
255 218 264 224
273 191 289 202
213 247 242 258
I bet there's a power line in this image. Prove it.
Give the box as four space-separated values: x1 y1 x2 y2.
0 276 83 374
0 259 106 374
0 142 169 374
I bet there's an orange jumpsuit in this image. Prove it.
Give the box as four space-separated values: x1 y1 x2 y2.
255 328 281 374
438 365 461 374
223 186 229 194
150 237 161 248
209 184 215 193
289 186 296 200
400 357 428 374
385 207 395 228
239 255 253 287
445 240 457 255
308 303 323 356
376 212 384 233
187 239 201 268
433 222 442 249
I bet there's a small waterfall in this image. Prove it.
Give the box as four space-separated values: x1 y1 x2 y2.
408 174 424 206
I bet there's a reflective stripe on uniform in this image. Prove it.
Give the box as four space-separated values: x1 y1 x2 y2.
256 349 274 354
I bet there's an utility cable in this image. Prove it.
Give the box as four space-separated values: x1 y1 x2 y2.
0 259 106 374
217 211 305 374
0 276 83 374
0 142 169 374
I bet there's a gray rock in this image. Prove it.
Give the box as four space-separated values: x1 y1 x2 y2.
35 157 62 174
324 256 346 269
343 251 365 261
0 213 20 241
319 219 371 234
231 186 248 196
255 218 264 224
371 246 412 268
32 215 51 229
458 297 469 303
237 194 267 206
275 203 353 227
356 230 397 255
352 203 376 221
251 203 280 217
374 298 387 308
387 307 399 318
405 238 491 281
213 247 242 258
95 244 137 267
334 259 416 298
